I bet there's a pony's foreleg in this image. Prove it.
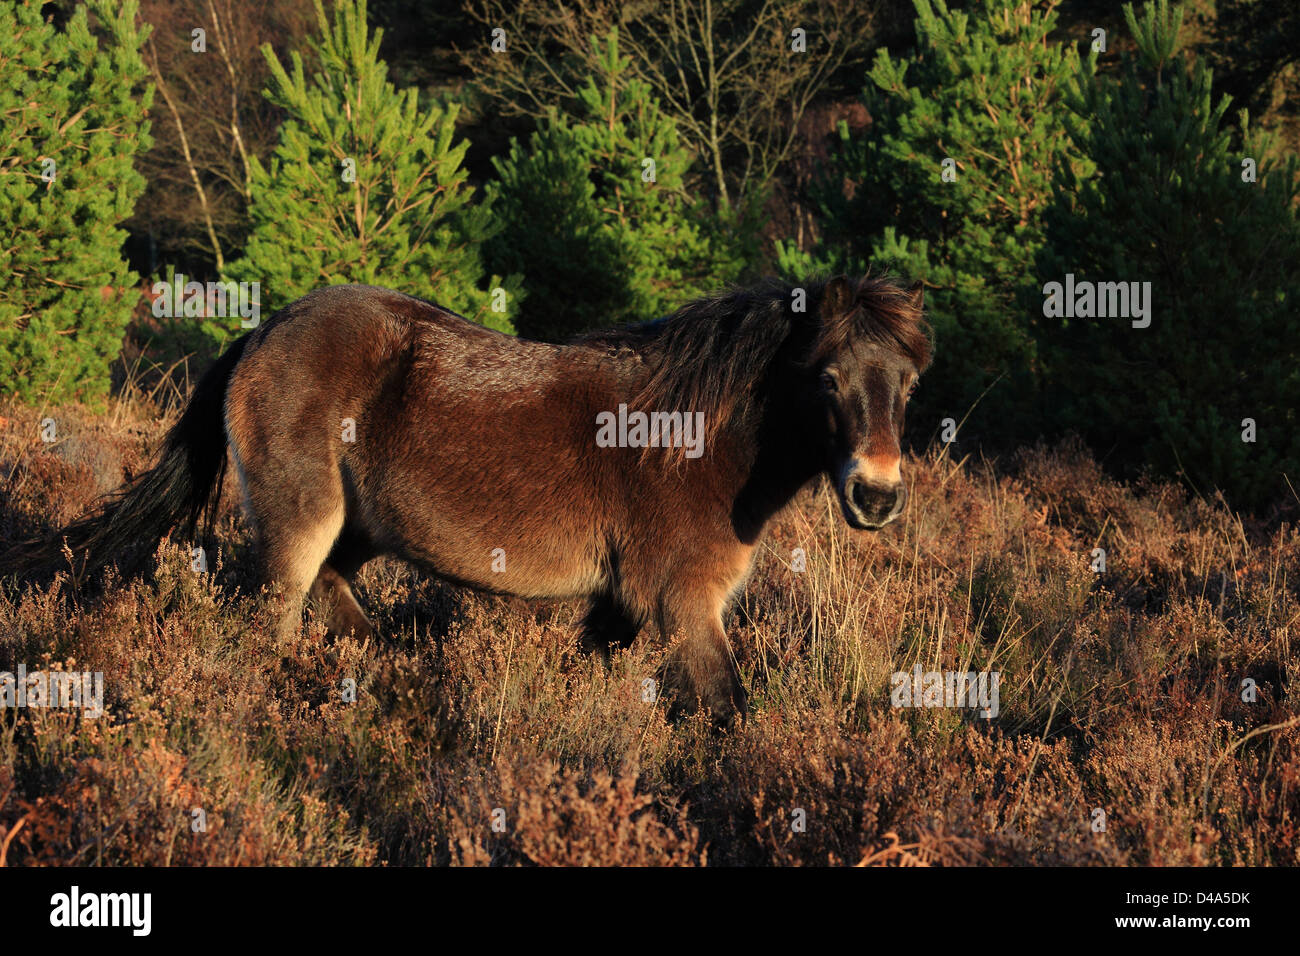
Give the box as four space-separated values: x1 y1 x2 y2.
657 590 747 724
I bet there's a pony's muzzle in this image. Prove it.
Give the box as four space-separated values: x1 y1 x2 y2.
841 475 906 530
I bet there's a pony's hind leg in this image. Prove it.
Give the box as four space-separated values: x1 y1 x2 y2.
309 525 376 639
233 455 346 641
262 499 344 640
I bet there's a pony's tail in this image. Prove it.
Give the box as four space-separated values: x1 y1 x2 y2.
0 334 252 582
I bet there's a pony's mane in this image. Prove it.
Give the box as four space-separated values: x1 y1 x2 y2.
575 275 931 454
807 275 933 371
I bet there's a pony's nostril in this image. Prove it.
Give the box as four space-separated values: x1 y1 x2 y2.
849 479 870 512
849 478 905 520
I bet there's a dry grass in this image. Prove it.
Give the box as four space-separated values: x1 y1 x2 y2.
1 390 1297 866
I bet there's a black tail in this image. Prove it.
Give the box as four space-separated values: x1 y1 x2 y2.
0 334 251 581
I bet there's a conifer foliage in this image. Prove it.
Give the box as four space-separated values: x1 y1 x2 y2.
228 0 519 332
1038 0 1300 508
778 0 1092 437
0 0 153 406
485 29 745 342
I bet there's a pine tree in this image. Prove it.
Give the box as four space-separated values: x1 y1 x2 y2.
227 0 519 335
484 28 747 342
486 119 634 341
779 0 1091 438
1037 0 1300 508
0 0 153 407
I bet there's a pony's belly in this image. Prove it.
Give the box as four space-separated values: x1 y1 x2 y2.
363 431 609 600
389 519 605 601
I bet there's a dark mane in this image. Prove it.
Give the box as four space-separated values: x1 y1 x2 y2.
810 275 933 371
574 275 932 452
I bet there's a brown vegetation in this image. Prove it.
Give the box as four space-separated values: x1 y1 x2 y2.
1 387 1297 866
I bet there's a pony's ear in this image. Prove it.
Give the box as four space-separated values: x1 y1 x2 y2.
820 275 854 319
907 280 925 312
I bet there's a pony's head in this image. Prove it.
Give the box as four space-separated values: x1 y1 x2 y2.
575 274 931 532
808 276 931 530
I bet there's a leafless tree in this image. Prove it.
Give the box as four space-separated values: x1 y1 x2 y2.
131 0 316 274
460 0 880 210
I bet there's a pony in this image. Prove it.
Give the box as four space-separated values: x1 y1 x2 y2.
2 275 931 722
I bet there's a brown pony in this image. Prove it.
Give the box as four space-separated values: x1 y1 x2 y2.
3 275 930 722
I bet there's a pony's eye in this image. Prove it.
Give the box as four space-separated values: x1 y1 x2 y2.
821 371 838 393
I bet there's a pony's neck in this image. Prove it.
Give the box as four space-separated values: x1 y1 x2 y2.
724 360 826 545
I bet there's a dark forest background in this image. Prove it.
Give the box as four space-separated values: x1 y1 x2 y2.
3 0 1298 511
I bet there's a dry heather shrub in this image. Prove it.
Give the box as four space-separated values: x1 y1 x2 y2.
444 756 701 866
431 594 679 771
8 714 373 866
1087 711 1300 866
673 704 1123 866
2 398 1297 866
1011 437 1267 615
0 402 158 533
0 542 380 865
